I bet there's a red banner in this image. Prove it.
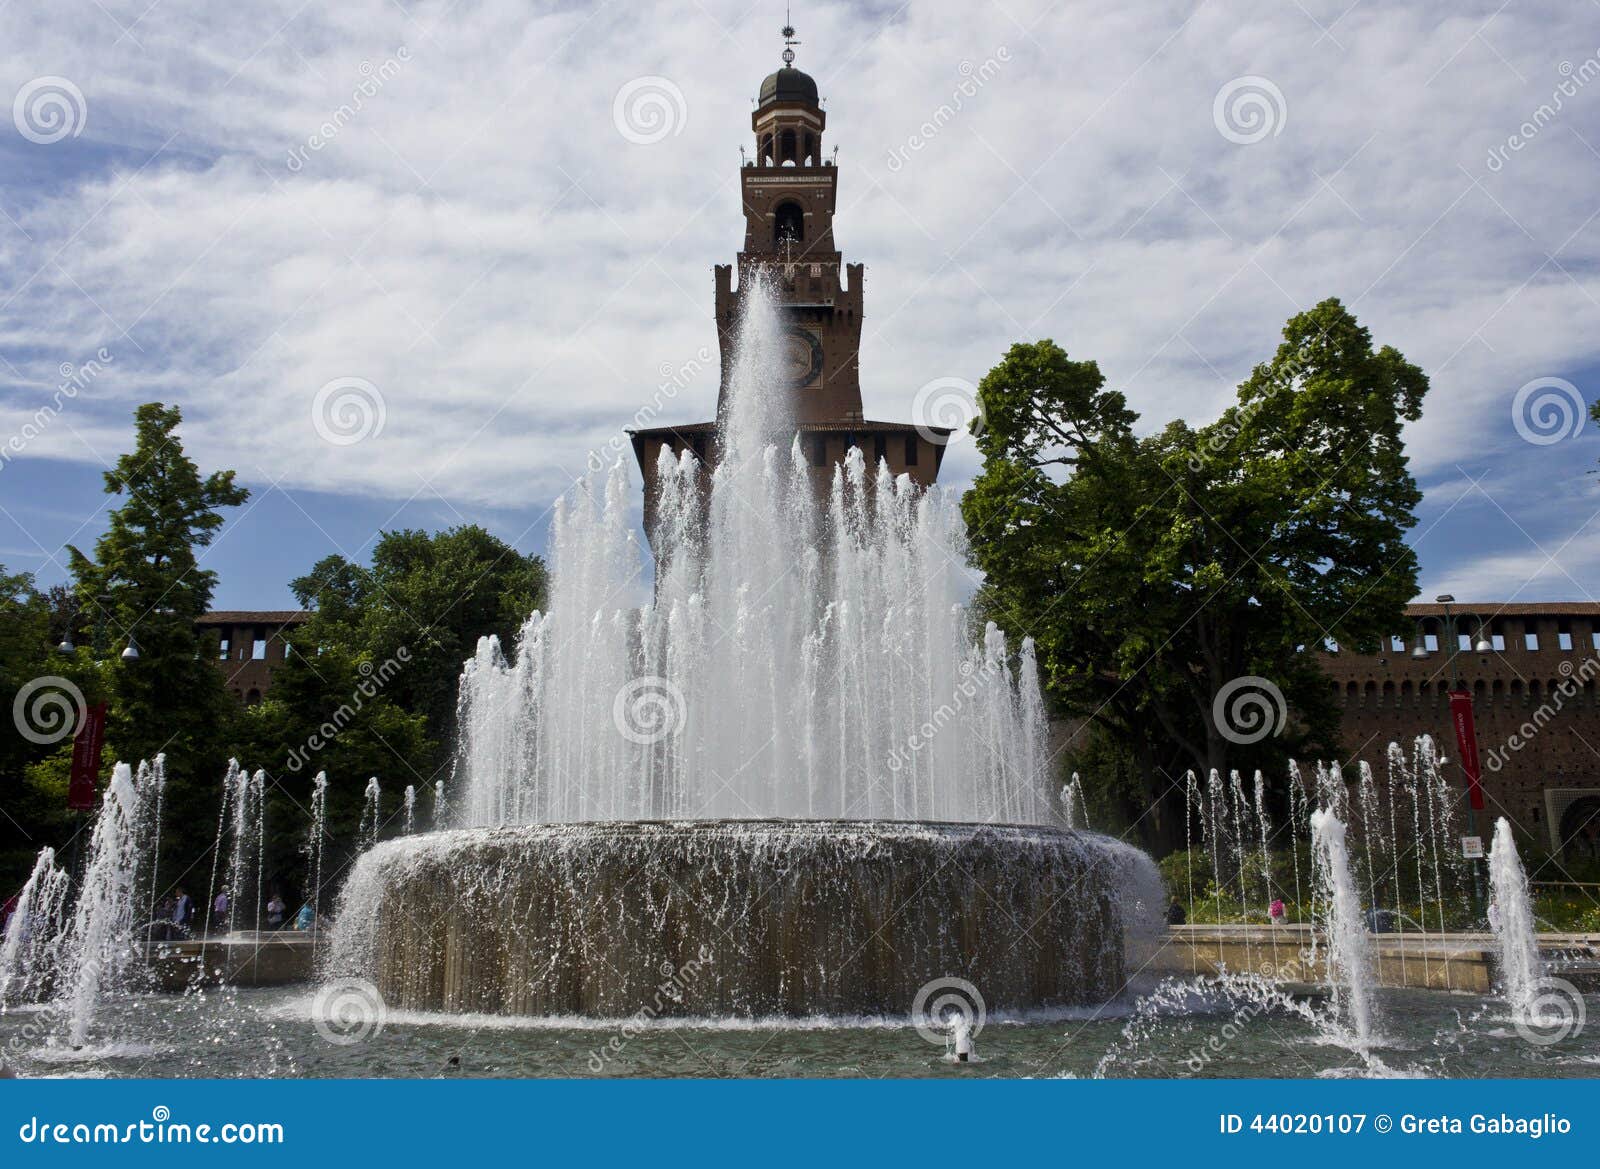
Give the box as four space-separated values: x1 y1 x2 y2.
1448 688 1485 812
68 702 107 811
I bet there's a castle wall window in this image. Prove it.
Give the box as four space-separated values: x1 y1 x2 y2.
252 636 267 660
904 434 919 466
811 434 827 466
1559 630 1574 650
218 636 230 660
1526 631 1540 651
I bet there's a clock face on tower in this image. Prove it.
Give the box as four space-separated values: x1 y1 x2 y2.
780 324 824 388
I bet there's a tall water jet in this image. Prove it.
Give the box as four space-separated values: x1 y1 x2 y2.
0 847 71 1009
1488 817 1544 1020
306 772 329 925
360 777 382 848
450 279 1057 828
1309 809 1375 1049
403 785 417 835
58 763 153 1047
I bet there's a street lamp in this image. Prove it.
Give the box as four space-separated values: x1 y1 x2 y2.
120 636 140 662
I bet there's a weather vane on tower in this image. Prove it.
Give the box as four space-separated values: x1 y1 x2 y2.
781 10 800 67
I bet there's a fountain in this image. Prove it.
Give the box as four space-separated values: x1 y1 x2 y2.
325 278 1160 1018
1488 817 1544 1019
54 760 163 1046
0 848 71 1009
1309 809 1376 1050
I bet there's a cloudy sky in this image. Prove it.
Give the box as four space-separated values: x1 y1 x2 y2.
2 0 1598 608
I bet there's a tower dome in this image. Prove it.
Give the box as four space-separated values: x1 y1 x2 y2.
758 66 819 108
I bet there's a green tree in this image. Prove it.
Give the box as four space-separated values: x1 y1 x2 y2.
963 299 1428 849
287 526 546 766
66 402 249 873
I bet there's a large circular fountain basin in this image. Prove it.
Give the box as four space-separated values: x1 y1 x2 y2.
328 819 1150 1018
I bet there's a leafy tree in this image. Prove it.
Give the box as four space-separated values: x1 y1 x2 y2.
963 300 1428 850
65 402 249 875
287 526 547 766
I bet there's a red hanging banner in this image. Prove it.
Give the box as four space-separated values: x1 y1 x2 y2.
1448 688 1485 812
68 701 107 811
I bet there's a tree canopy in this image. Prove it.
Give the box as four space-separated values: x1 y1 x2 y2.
962 299 1428 848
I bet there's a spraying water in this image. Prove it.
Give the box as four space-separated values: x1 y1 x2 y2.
403 785 417 835
1309 809 1376 1049
306 772 329 928
1488 817 1544 1021
0 847 71 1009
58 763 156 1047
360 777 382 849
453 278 1054 827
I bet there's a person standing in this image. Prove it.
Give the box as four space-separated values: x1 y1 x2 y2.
266 890 286 930
213 886 231 934
172 887 194 935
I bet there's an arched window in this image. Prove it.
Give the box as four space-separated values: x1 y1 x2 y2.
761 133 774 165
774 201 804 246
780 129 797 164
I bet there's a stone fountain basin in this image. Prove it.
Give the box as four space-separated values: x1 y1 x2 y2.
328 819 1148 1018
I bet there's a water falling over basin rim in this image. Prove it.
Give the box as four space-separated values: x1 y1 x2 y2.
328 818 1152 1018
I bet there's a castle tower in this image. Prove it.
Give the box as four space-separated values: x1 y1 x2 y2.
629 25 951 535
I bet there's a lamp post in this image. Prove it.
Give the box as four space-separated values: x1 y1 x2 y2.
1414 593 1489 916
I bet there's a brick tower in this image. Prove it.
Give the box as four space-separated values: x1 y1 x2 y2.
629 24 951 535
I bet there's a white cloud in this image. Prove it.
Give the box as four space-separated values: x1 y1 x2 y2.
2 0 1599 559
